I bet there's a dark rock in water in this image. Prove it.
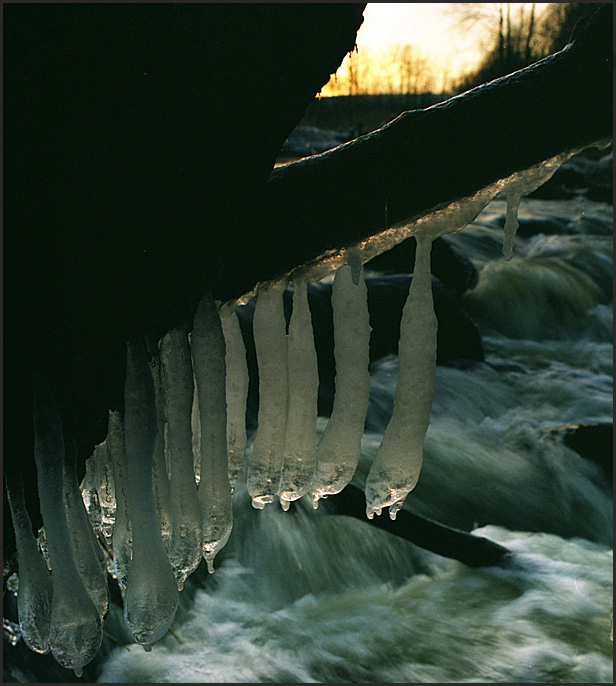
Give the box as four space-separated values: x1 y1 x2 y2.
236 275 484 423
323 484 511 569
528 148 613 203
365 236 478 297
545 422 613 482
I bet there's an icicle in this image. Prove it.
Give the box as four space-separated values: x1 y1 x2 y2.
502 192 521 261
5 470 53 655
191 294 233 573
32 376 102 675
365 235 437 520
191 379 201 485
346 246 363 286
160 326 203 590
80 443 115 547
123 341 178 648
278 279 319 510
220 306 249 493
107 410 132 590
63 440 110 624
246 283 289 509
501 154 569 260
79 447 105 542
310 259 370 507
149 352 173 553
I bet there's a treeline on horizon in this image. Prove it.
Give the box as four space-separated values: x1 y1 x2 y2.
322 3 602 97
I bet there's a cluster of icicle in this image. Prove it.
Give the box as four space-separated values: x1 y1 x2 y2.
5 152 571 675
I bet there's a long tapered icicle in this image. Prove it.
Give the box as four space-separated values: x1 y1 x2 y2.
149 352 173 553
32 377 102 676
63 441 110 624
5 470 53 655
220 307 249 493
191 294 233 573
160 327 203 589
310 259 371 507
278 279 319 510
365 235 437 520
246 283 289 509
123 341 178 650
107 410 132 590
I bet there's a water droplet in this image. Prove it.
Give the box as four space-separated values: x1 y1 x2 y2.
143 643 152 652
206 558 215 574
280 498 290 512
389 500 403 520
73 668 83 678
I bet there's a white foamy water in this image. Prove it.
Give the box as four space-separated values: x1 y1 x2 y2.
96 196 612 683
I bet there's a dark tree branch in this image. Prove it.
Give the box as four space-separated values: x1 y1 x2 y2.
324 485 511 568
216 4 612 302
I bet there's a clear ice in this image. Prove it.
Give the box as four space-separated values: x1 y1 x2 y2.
63 442 110 624
123 342 179 647
107 410 132 591
278 279 319 509
32 377 103 674
246 283 289 509
160 326 203 590
5 470 53 654
149 351 173 553
365 235 437 519
310 259 370 506
191 294 233 572
220 307 249 492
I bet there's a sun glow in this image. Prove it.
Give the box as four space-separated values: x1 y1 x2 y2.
321 3 551 96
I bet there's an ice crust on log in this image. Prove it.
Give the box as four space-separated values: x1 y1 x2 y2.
160 327 203 589
123 341 179 650
63 442 110 624
107 410 132 591
310 257 371 506
32 377 103 676
191 294 233 572
220 306 249 492
247 283 289 509
5 470 53 655
364 235 437 520
279 279 319 510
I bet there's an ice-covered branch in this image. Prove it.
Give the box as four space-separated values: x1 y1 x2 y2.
218 4 612 303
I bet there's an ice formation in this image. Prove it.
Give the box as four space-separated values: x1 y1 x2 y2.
160 327 203 589
364 235 437 520
149 352 173 553
123 341 179 650
107 410 132 590
32 377 103 677
220 306 249 492
279 279 319 510
5 470 53 654
247 283 289 509
310 255 371 506
62 442 110 623
9 151 578 672
191 294 233 572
